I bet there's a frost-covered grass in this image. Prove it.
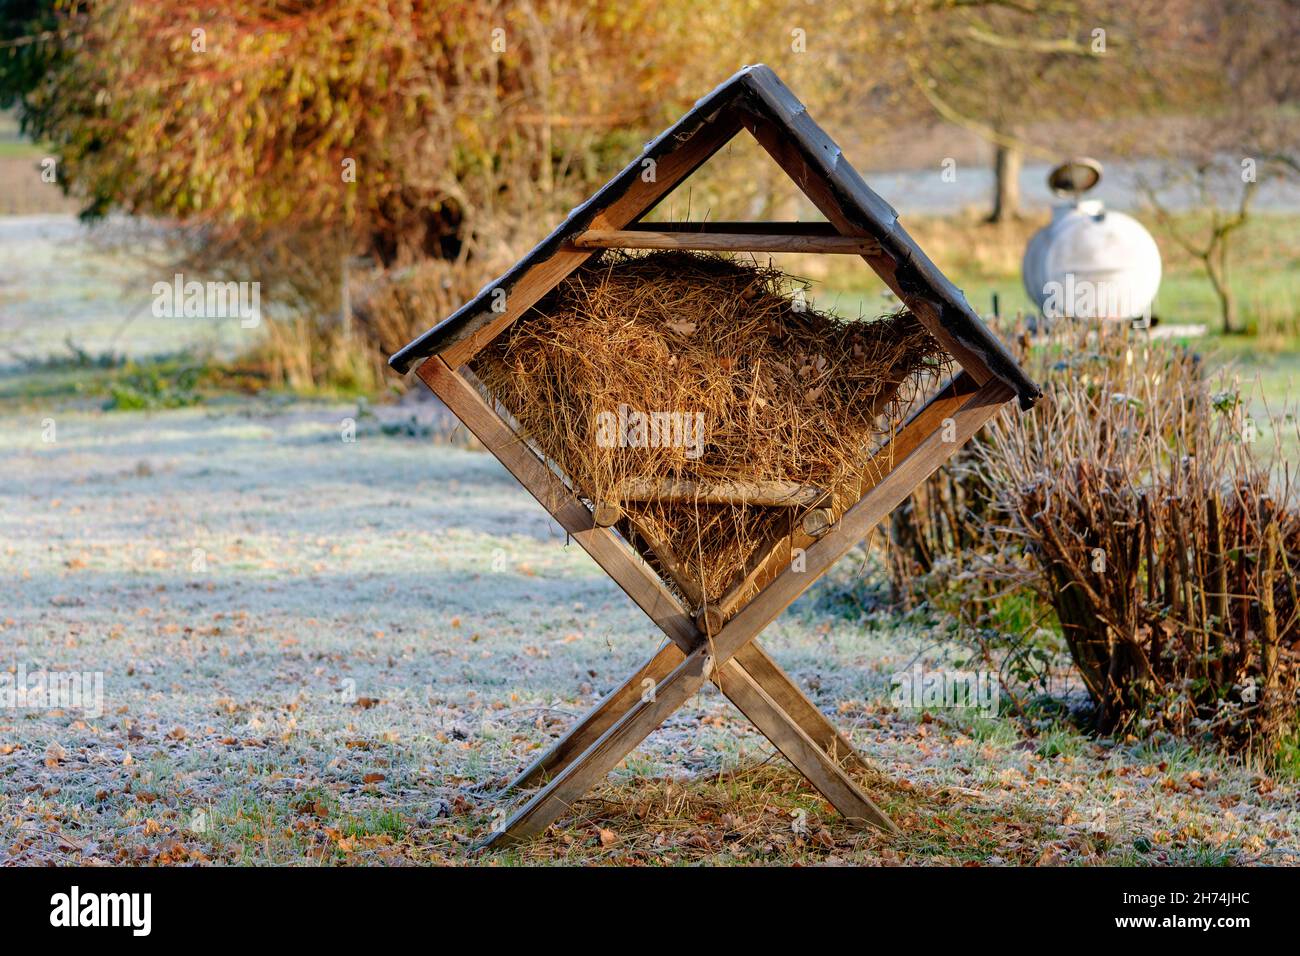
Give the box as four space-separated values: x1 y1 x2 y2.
1 402 1296 866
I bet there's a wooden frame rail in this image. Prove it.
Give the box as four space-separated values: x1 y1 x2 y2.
615 479 825 507
626 220 840 235
574 229 881 255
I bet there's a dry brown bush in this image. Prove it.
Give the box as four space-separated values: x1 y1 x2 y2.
894 322 1299 751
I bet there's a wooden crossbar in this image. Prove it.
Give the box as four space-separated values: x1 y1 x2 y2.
573 229 882 255
626 220 841 236
615 479 825 506
590 478 824 529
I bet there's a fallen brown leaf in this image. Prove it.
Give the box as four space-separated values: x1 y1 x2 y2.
43 741 67 767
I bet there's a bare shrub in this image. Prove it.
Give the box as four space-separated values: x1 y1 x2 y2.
967 324 1299 749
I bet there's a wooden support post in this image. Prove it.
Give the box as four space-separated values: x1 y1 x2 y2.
482 645 717 847
732 642 867 774
710 659 895 831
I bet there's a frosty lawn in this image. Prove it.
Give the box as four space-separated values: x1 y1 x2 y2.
0 402 1295 865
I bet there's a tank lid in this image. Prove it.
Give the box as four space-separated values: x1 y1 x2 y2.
1048 157 1103 198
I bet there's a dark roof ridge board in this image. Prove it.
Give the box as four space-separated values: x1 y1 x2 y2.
389 64 1041 410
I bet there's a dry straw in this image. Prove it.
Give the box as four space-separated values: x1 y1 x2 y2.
473 250 947 607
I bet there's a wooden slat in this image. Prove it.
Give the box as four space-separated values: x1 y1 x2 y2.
617 478 825 507
573 229 881 255
439 248 592 370
482 644 717 847
627 220 840 236
439 111 744 368
732 642 868 774
711 658 896 831
621 515 706 608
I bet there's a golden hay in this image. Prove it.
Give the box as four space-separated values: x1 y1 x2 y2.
472 251 947 609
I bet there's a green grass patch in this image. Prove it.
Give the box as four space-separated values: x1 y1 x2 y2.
103 359 208 410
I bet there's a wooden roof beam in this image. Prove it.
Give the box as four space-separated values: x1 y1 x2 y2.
572 229 881 255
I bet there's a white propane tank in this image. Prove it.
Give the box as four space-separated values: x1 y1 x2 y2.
1022 158 1161 322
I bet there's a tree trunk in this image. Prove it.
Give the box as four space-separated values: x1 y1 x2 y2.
1204 246 1241 334
989 141 1022 223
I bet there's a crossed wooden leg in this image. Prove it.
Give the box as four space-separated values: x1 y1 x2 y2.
418 355 1010 848
507 639 872 793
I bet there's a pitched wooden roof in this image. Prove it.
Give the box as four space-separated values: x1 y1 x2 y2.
390 64 1041 409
